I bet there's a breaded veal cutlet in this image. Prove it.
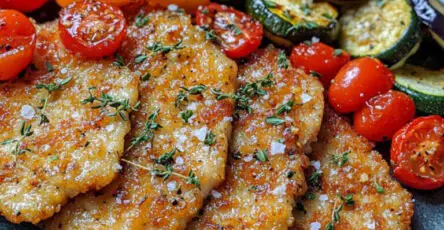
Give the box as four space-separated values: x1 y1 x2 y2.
292 107 414 230
0 21 139 224
44 7 238 230
188 46 324 229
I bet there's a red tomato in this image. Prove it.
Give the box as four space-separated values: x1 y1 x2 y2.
328 57 394 113
58 0 126 59
0 10 36 81
290 42 350 88
196 3 263 59
0 0 47 13
391 115 444 190
354 90 415 142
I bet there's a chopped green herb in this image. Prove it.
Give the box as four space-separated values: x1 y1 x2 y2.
278 51 289 69
187 170 201 189
227 24 242 36
127 109 161 151
36 77 72 124
301 4 311 16
81 87 140 121
305 21 319 29
1 121 34 156
175 84 207 107
135 13 149 28
211 88 234 101
265 116 284 125
276 101 294 115
134 54 148 64
304 192 316 200
180 110 193 123
48 155 59 162
148 40 185 56
374 180 384 194
308 170 322 185
205 29 218 40
339 194 355 206
141 73 151 81
204 131 216 146
322 13 333 20
155 148 176 166
331 150 350 167
113 53 125 67
255 149 268 162
45 61 54 72
283 10 292 20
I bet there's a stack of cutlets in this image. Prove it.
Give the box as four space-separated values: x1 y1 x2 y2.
0 3 414 230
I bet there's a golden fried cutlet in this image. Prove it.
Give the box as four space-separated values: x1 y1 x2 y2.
188 46 324 229
292 107 414 230
44 8 237 229
0 21 139 224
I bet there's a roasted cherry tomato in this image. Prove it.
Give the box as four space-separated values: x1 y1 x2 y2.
196 3 263 59
0 0 47 13
328 57 394 113
290 42 350 88
391 115 444 190
56 0 132 7
58 0 126 59
0 10 36 81
354 90 415 142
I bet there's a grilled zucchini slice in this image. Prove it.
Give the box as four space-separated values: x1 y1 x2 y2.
246 0 340 45
394 65 444 116
339 0 422 68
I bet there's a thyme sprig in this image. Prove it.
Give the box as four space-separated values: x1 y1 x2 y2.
326 194 355 230
211 73 274 116
331 150 350 167
126 109 161 151
121 157 200 189
148 40 185 56
81 87 140 121
1 121 33 156
36 77 72 124
175 84 207 107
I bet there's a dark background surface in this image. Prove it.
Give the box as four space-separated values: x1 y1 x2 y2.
0 1 443 229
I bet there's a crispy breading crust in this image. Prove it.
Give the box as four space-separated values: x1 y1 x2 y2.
0 22 139 224
188 46 324 229
292 107 414 230
44 9 237 230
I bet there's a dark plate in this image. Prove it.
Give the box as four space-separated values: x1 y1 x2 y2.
0 1 443 229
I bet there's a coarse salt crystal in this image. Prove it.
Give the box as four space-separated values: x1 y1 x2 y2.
270 141 286 155
211 190 222 199
319 194 328 201
270 184 286 195
167 181 176 191
175 156 184 165
301 93 312 103
310 160 321 170
193 127 208 141
310 222 321 230
20 105 35 120
167 4 178 11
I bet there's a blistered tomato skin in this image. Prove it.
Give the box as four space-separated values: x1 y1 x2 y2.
0 9 36 81
354 90 415 142
391 115 444 190
196 3 263 59
58 1 126 59
328 57 394 113
290 42 350 88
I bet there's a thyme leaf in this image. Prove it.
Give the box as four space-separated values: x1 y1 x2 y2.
148 40 184 56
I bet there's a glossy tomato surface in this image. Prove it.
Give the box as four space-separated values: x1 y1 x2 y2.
0 0 47 12
0 9 36 81
149 0 210 13
391 115 444 190
328 57 394 113
290 42 350 88
58 0 126 58
196 3 263 59
354 90 415 142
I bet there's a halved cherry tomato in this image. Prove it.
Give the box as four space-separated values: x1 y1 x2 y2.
328 57 394 113
0 10 36 81
290 42 350 88
354 90 415 142
58 0 126 59
56 0 132 7
196 3 263 59
391 115 444 190
0 0 47 13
